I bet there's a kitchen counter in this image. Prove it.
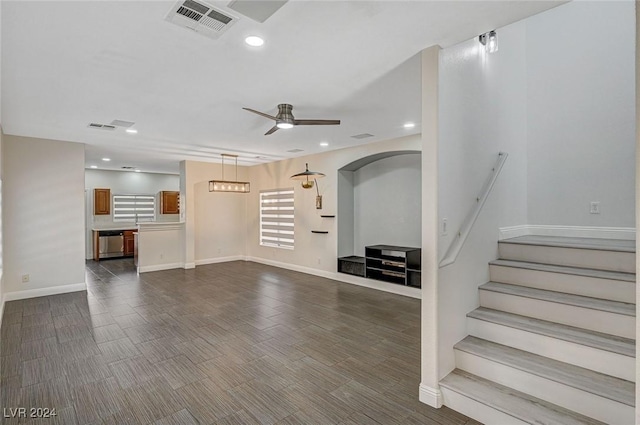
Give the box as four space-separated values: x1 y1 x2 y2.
92 225 138 231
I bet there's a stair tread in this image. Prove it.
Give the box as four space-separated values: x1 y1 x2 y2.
441 369 606 425
455 336 635 406
490 259 636 282
468 307 635 357
480 282 635 316
499 235 635 253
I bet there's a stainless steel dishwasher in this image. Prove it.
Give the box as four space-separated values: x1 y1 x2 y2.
98 230 124 259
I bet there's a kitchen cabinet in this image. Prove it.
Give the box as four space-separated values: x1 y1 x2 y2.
160 191 180 214
123 230 135 257
94 188 111 215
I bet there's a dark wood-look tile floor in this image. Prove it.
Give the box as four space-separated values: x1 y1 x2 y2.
1 259 478 425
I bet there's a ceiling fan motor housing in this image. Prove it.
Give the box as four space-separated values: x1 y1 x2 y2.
276 104 295 126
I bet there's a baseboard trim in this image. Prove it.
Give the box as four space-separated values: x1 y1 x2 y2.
419 383 443 408
138 262 185 273
3 282 87 302
245 256 421 299
195 255 245 266
499 225 636 240
183 262 196 270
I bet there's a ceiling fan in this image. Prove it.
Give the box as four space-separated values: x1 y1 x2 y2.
243 104 340 135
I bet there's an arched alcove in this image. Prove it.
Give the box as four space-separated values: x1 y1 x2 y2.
338 150 422 260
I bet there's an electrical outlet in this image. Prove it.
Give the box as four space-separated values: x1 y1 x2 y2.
590 201 600 214
21 274 29 283
317 258 321 265
442 218 448 235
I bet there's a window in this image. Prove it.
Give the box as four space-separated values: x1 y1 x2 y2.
113 194 156 222
260 188 294 249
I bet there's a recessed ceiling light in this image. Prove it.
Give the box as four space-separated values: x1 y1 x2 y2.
245 36 264 47
404 122 415 128
320 142 329 147
102 158 111 162
134 169 141 173
126 129 138 134
90 165 98 169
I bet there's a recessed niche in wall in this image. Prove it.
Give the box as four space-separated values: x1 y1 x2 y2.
337 150 422 261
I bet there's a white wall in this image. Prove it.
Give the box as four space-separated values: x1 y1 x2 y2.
246 135 421 297
84 169 180 258
526 1 635 227
337 170 354 258
181 160 248 266
137 222 184 272
0 129 4 319
353 153 421 256
432 0 635 382
2 135 85 297
437 20 529 377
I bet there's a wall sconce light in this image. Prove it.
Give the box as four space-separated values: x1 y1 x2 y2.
290 163 325 209
209 154 250 193
479 30 498 53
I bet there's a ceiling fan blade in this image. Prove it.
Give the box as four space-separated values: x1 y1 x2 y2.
243 107 277 121
265 125 279 135
294 119 341 126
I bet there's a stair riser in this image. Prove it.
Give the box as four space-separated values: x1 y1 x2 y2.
468 318 635 381
489 265 635 303
441 387 529 425
454 350 634 424
479 291 635 339
498 244 635 273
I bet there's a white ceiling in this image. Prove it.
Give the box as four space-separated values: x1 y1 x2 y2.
1 0 563 174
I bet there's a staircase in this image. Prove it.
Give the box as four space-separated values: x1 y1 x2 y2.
440 235 636 425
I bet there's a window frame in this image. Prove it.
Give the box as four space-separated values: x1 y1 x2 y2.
259 188 295 250
112 194 156 222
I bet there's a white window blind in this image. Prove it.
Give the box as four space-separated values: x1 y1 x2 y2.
260 188 294 249
113 194 156 222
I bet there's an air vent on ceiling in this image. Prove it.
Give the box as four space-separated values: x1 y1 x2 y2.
165 0 238 39
227 0 288 23
111 120 135 128
88 123 116 130
287 149 304 153
121 166 136 170
351 133 374 139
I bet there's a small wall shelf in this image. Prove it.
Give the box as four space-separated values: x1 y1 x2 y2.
320 215 336 218
311 230 329 234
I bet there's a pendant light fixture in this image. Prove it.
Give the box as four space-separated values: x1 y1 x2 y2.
209 154 250 193
290 163 325 209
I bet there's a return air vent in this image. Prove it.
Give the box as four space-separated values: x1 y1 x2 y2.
110 120 135 128
351 133 374 139
121 166 136 170
165 0 238 39
287 149 304 153
88 123 116 131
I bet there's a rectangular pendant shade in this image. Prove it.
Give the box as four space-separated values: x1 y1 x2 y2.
209 180 250 193
210 154 250 193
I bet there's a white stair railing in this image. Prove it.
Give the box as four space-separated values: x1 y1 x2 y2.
439 152 508 268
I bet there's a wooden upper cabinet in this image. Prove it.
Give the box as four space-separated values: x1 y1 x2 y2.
161 191 180 214
94 188 111 215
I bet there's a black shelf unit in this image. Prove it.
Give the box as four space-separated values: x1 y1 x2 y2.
365 245 421 288
338 256 365 277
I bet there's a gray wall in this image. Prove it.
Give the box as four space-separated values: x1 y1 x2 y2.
526 1 635 227
353 153 422 256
